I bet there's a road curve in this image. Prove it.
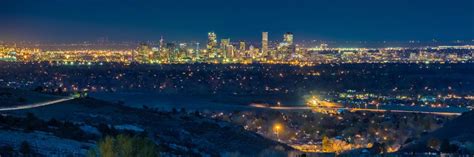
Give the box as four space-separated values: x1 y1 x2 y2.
0 97 75 111
250 103 464 116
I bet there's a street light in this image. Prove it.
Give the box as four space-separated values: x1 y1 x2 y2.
273 123 283 140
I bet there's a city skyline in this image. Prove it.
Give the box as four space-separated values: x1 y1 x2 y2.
1 30 473 46
1 0 474 156
1 0 473 42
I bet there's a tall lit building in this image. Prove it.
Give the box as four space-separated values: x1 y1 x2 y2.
157 36 167 62
151 47 160 61
137 43 152 63
195 42 200 60
220 38 230 58
226 45 234 59
284 32 293 45
239 41 246 52
207 32 217 58
262 32 268 57
179 43 187 58
159 35 164 50
166 43 177 62
239 41 246 58
249 45 259 58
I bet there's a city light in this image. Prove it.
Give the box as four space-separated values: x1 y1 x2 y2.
1 0 473 156
2 32 472 65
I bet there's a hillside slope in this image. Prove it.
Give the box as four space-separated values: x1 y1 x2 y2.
5 97 293 156
400 110 474 153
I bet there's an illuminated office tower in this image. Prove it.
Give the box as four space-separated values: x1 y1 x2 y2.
179 43 187 58
166 43 177 62
151 47 160 61
284 32 293 45
220 38 230 59
159 35 164 50
195 42 200 60
158 36 167 62
239 41 246 52
226 45 234 59
137 43 152 63
239 41 246 58
249 45 259 58
207 32 217 58
262 32 268 57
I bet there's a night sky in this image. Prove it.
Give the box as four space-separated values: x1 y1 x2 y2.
1 0 473 42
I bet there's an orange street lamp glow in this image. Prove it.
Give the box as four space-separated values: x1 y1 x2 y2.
273 124 282 132
273 123 283 140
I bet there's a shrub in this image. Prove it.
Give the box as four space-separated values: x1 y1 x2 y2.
89 134 159 157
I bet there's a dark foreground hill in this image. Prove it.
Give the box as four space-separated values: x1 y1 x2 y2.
4 97 294 156
400 110 474 154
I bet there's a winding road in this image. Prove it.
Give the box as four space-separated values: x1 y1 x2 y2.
0 96 76 111
1 95 465 116
249 103 465 116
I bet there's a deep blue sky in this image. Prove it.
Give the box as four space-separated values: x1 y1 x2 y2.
1 0 473 42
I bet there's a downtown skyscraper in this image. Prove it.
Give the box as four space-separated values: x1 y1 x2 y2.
262 32 268 57
220 38 230 59
284 32 293 45
207 32 217 59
